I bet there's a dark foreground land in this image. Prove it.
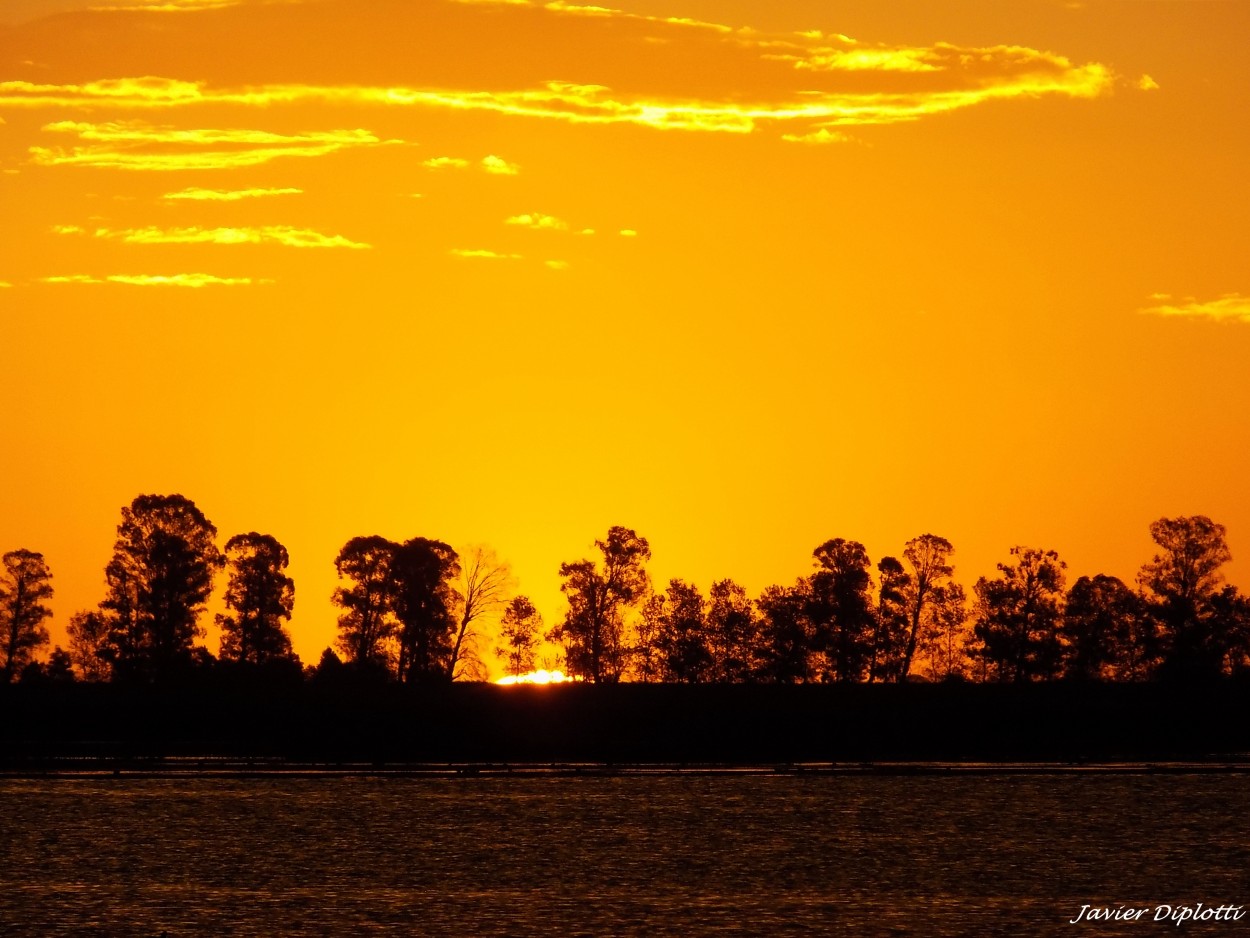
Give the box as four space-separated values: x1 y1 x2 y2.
3 680 1249 770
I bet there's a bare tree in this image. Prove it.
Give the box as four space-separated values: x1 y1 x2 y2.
449 545 513 681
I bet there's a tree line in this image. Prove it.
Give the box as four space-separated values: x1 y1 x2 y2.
2 493 1247 685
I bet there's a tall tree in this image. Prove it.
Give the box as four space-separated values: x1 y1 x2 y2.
972 547 1066 682
1062 575 1147 681
66 609 112 681
391 537 460 683
552 526 650 683
100 494 222 679
807 539 875 682
899 534 955 681
449 546 511 681
0 549 54 683
495 595 543 678
651 579 713 683
755 580 813 683
1137 515 1237 678
920 583 971 682
216 533 297 666
871 556 910 682
332 535 398 672
706 578 758 682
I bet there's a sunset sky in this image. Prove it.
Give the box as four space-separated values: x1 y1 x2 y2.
2 0 1247 673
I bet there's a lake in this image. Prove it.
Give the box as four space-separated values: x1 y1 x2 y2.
2 772 1247 935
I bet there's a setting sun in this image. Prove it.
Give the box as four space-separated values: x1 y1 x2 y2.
496 669 580 686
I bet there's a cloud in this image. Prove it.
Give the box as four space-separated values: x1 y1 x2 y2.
1 39 1113 141
89 0 244 10
505 212 568 230
162 186 304 200
1140 294 1250 324
450 248 522 259
544 260 570 270
482 154 519 175
42 272 256 286
29 120 392 171
619 228 637 237
423 156 470 169
1138 75 1160 92
0 281 12 288
781 128 851 145
66 225 371 248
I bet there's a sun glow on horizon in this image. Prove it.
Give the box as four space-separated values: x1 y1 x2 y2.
496 669 581 685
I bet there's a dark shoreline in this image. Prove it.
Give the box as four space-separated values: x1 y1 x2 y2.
4 680 1249 766
4 758 1250 780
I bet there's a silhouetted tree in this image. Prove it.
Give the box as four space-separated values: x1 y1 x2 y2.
46 647 76 683
217 533 296 666
66 609 112 681
309 646 346 683
651 579 713 682
899 534 955 681
920 583 971 682
706 578 758 682
449 546 511 681
755 581 813 683
973 547 1066 682
99 494 222 680
552 527 650 683
872 556 910 681
496 595 543 678
332 535 398 672
1062 575 1147 681
1138 515 1237 679
808 539 875 682
392 537 460 683
1 549 54 683
1209 586 1250 676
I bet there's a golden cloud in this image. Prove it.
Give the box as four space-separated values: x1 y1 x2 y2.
163 186 304 200
30 121 393 171
0 8 1115 143
89 0 243 10
42 273 256 286
544 259 571 270
505 212 568 230
481 154 519 175
1140 294 1250 324
423 156 470 169
450 248 522 259
72 225 368 248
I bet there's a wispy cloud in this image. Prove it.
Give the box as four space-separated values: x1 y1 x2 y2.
1 36 1113 141
42 272 257 286
482 154 519 175
162 186 304 201
1138 75 1159 92
30 120 392 171
1140 293 1250 324
0 281 12 288
781 128 851 145
450 248 522 260
89 0 243 10
423 156 470 169
544 260 571 271
60 224 370 248
619 228 637 237
505 212 568 231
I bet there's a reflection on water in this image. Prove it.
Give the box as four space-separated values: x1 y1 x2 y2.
1 774 1247 936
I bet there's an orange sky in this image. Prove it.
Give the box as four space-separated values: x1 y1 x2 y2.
2 0 1248 675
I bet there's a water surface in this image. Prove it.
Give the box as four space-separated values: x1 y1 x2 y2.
2 773 1247 936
